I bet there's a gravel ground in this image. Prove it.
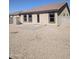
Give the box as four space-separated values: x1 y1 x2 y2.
9 22 70 59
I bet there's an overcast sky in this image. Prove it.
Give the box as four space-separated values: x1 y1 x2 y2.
9 0 70 13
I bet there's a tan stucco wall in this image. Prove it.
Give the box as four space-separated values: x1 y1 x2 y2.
32 13 58 25
20 15 24 23
10 6 70 26
12 15 23 24
9 16 13 24
55 13 58 25
11 13 58 25
11 7 70 25
59 7 69 16
32 14 38 24
40 13 49 24
58 7 70 25
13 16 16 24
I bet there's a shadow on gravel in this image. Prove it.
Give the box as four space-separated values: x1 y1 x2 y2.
10 32 18 34
9 57 12 59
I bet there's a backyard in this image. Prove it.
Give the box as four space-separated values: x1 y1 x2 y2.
9 21 70 59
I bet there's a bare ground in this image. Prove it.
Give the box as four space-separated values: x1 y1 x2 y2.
9 22 70 59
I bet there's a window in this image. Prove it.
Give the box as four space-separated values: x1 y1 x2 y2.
49 13 55 23
37 14 40 23
28 14 32 22
24 14 27 22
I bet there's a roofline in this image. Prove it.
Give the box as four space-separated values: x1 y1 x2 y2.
58 3 70 15
9 3 70 16
20 9 58 14
9 9 58 16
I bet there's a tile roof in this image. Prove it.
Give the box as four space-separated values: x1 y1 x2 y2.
22 3 65 13
10 3 68 15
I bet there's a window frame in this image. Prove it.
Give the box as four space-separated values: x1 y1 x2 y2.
49 13 55 23
37 14 40 23
24 14 27 22
28 14 32 22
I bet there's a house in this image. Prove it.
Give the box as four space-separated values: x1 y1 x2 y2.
9 3 70 26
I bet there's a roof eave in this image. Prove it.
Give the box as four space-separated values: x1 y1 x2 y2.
9 9 58 16
58 3 70 16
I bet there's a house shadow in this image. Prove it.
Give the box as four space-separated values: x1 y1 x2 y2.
9 57 12 59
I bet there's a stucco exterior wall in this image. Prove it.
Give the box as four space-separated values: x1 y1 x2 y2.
59 7 69 16
32 14 38 24
11 8 69 26
11 15 23 24
58 7 70 25
40 13 49 25
20 15 24 24
10 13 58 25
32 13 58 25
9 16 13 24
55 13 58 26
13 16 16 24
